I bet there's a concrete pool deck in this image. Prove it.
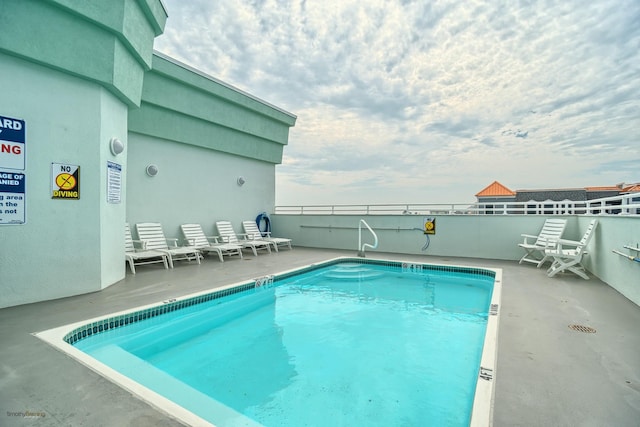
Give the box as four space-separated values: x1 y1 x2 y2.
1 248 639 426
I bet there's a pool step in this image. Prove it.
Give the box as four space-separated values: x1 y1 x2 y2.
323 264 384 281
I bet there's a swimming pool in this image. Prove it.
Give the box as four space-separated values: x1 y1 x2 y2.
37 257 502 426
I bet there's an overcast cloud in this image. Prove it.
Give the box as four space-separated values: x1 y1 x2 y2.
154 0 640 205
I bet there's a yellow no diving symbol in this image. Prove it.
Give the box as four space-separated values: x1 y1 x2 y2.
51 163 80 199
424 217 436 235
56 173 76 190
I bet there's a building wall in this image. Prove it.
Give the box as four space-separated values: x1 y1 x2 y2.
0 1 297 308
0 0 168 308
0 54 129 308
0 0 167 107
126 54 297 242
126 132 279 240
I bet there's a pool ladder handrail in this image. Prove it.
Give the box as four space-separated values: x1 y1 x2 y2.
358 219 378 257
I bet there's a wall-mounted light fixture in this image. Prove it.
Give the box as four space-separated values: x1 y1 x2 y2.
237 176 246 186
146 164 159 177
109 138 125 156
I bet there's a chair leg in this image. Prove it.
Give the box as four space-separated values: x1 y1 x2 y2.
547 258 588 279
536 254 552 268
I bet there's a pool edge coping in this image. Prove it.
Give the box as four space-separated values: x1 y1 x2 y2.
34 256 501 427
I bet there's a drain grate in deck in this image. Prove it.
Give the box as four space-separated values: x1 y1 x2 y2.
568 324 596 333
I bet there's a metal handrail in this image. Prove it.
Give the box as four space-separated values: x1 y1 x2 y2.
358 219 378 257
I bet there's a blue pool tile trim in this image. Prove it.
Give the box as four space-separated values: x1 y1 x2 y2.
64 282 255 346
65 258 495 346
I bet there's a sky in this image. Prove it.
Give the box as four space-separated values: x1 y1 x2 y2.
154 0 640 206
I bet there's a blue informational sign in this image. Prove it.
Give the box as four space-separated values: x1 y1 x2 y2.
0 115 26 143
0 170 26 225
0 114 26 171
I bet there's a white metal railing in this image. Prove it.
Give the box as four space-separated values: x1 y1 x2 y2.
358 219 378 257
275 193 640 216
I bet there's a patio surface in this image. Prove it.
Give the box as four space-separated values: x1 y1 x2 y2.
1 247 639 426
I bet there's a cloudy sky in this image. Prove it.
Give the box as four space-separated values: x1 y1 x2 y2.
154 0 640 205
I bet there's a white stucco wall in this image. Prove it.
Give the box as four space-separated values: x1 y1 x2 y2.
126 132 277 241
0 54 128 308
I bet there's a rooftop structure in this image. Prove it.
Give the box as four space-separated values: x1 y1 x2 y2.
476 181 640 203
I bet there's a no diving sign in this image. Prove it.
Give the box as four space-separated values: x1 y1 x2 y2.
51 163 80 199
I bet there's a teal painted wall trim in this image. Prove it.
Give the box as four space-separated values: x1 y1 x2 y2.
0 0 167 106
128 54 297 164
150 53 296 125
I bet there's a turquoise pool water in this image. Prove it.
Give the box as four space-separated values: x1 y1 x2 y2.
73 260 495 426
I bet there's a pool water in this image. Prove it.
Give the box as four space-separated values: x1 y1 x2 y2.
74 261 495 426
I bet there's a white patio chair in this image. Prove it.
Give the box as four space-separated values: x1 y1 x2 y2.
242 220 292 252
125 223 169 274
545 219 598 280
215 221 271 256
135 222 201 268
518 218 567 267
180 223 243 262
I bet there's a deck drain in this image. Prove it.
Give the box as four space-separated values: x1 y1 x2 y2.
568 324 596 333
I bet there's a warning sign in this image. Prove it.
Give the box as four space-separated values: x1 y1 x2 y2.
0 114 26 171
0 169 26 224
51 163 80 199
423 217 436 235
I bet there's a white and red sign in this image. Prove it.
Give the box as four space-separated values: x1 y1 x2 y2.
0 115 25 171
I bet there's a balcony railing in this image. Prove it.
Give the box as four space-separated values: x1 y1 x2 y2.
275 193 640 216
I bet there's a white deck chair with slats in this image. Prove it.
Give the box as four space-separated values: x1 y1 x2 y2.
545 219 598 280
242 220 292 252
135 222 201 268
180 224 243 262
216 221 271 256
518 218 567 267
125 223 169 274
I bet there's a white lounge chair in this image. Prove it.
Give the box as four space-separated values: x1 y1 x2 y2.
216 221 271 256
125 223 170 274
242 220 292 252
135 222 201 268
180 223 243 262
518 218 567 267
545 219 598 280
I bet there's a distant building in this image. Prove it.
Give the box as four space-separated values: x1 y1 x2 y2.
475 181 640 214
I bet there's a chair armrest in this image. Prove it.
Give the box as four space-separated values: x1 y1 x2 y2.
545 238 583 254
520 233 537 244
554 238 582 247
166 238 179 247
238 233 250 241
205 235 219 244
132 239 148 250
